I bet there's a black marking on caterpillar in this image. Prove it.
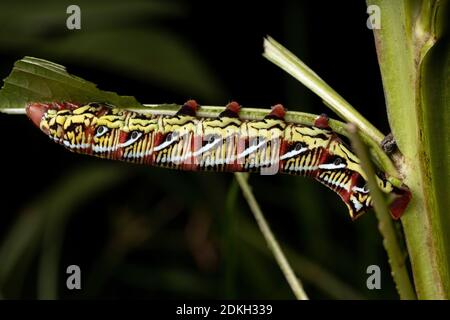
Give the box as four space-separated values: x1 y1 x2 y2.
26 100 411 220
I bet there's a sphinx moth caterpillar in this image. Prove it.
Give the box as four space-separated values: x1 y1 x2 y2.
26 100 410 220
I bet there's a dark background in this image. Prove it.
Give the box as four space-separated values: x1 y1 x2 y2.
0 0 397 299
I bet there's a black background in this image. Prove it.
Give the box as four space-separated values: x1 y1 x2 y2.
0 0 398 299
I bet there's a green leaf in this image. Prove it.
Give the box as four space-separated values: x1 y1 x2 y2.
0 56 143 111
1 56 384 151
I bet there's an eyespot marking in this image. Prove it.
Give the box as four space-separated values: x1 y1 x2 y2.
95 125 109 138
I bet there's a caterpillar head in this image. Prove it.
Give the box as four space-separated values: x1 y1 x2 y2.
314 136 387 220
316 136 409 220
316 154 372 219
285 125 375 219
26 102 127 159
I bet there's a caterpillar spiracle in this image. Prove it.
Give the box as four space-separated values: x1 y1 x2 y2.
26 100 411 220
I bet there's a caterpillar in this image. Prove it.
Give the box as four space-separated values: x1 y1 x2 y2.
26 100 410 220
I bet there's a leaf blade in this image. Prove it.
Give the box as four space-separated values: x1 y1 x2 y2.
0 56 143 111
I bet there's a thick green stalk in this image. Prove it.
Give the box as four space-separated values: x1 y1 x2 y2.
368 0 449 299
262 37 400 181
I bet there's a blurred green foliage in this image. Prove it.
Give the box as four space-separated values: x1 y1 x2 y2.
0 0 398 299
0 0 224 101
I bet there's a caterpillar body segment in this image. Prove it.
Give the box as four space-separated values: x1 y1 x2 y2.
26 101 410 220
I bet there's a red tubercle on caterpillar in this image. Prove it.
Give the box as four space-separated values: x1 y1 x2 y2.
219 101 241 118
184 99 200 113
266 104 286 119
389 187 411 220
176 100 200 116
314 113 330 129
226 101 241 113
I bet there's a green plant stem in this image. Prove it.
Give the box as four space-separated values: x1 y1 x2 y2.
223 180 239 298
2 100 400 184
347 123 416 300
0 103 383 141
234 172 308 300
227 178 363 299
129 104 399 183
262 36 400 180
238 217 365 299
368 0 449 299
263 36 384 144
